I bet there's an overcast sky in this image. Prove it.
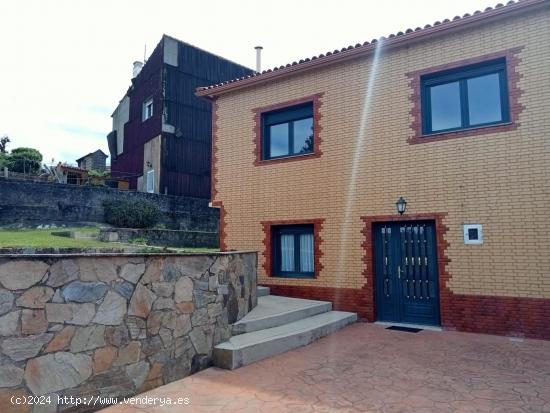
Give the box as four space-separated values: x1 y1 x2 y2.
1 0 495 165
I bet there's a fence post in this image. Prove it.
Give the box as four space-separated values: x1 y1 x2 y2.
3 167 7 178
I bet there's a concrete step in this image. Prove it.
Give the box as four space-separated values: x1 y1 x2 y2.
232 295 332 335
213 311 357 370
257 286 270 297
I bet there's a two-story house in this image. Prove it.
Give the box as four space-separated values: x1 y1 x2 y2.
108 35 253 197
197 0 550 339
76 149 108 172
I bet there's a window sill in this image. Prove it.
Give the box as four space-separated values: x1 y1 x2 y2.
255 151 321 166
409 121 517 144
272 274 316 279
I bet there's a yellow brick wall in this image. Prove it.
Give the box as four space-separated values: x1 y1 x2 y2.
213 8 550 299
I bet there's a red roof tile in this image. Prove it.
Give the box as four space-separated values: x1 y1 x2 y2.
196 0 547 97
59 164 88 173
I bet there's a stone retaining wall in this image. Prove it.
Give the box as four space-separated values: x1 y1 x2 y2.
0 178 219 231
0 252 257 412
99 228 219 249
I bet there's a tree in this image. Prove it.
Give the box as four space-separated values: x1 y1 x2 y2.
88 169 110 186
7 147 43 174
0 136 9 154
299 126 314 154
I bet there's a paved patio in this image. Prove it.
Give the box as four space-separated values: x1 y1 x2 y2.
103 323 550 413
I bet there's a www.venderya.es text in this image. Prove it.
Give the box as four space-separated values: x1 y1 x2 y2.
10 394 191 408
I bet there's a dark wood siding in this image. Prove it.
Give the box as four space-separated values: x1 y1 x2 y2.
110 42 164 188
111 37 253 196
160 134 211 198
160 41 253 197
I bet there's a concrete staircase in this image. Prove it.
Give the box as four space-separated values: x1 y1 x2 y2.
213 286 357 369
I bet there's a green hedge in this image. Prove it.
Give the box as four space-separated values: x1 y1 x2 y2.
103 199 160 229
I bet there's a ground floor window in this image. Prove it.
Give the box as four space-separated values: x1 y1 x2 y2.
273 224 314 278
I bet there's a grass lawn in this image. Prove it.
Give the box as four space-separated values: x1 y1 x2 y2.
0 227 220 252
0 227 108 248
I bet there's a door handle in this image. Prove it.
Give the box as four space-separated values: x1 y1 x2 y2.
397 265 401 279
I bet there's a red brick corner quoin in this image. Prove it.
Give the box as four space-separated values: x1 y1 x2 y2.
407 46 525 144
261 219 325 278
210 98 227 251
252 93 324 166
210 97 220 202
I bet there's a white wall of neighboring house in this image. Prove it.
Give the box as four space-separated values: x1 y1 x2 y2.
141 135 162 194
112 95 130 156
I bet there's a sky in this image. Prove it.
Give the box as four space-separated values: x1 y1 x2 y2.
0 0 496 165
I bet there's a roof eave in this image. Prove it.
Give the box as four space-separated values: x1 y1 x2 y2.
196 0 547 98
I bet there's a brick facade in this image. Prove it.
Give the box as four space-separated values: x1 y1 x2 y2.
208 4 550 338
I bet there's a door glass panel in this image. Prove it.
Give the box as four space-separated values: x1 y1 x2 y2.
280 234 295 272
269 123 289 158
299 233 314 273
293 117 314 154
467 73 502 125
419 225 428 299
413 225 421 299
429 81 462 131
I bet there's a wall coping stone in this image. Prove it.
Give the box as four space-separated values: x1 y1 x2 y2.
0 251 258 258
101 228 218 234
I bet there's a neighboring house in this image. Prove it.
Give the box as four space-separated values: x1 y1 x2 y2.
76 149 108 172
107 35 253 197
197 0 550 339
55 163 88 185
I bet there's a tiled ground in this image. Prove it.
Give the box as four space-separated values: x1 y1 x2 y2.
102 323 550 413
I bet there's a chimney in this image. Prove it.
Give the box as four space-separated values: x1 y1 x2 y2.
132 61 144 78
254 46 263 73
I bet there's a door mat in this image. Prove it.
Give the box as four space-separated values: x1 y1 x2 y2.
386 326 422 333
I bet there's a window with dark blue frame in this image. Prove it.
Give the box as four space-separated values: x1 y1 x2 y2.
262 103 314 160
273 225 315 278
421 59 510 135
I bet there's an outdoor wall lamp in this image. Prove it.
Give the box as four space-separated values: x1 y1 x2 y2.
396 197 407 215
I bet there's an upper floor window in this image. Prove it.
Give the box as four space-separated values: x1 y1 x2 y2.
142 98 154 122
262 103 314 160
421 59 510 135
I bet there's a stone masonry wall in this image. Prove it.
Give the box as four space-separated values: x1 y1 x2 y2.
0 252 257 412
0 178 219 231
99 228 219 249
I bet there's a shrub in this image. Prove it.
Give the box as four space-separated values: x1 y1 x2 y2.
88 170 109 187
88 170 110 178
103 199 160 228
129 237 148 245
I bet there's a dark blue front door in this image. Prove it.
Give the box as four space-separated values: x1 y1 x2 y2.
374 221 440 326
